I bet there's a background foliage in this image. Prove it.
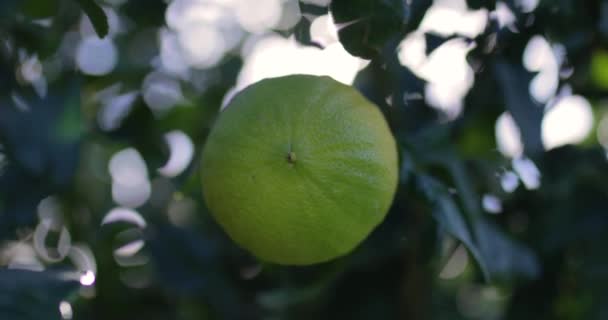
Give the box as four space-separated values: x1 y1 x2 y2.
1 0 607 319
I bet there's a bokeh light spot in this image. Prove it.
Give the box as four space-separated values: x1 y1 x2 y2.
76 37 118 76
158 130 195 178
495 112 524 158
542 95 593 150
482 194 503 214
80 270 96 286
101 207 147 228
439 245 469 279
59 301 73 319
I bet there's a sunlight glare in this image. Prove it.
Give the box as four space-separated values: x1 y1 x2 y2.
495 112 524 158
76 37 118 76
236 35 365 91
59 301 73 319
158 130 195 178
439 245 469 279
512 157 541 190
142 72 184 113
109 148 148 188
80 270 96 286
310 14 339 47
101 207 147 228
523 35 559 103
542 95 593 150
482 194 503 214
400 38 475 119
419 0 488 38
235 0 283 33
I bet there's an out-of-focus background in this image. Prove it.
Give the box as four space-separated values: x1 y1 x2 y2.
1 0 608 319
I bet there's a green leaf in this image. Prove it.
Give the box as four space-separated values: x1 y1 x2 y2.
21 0 60 19
493 60 544 156
75 0 109 38
474 220 540 280
447 157 540 281
590 50 608 89
417 174 490 280
0 269 79 320
55 81 83 142
418 173 540 282
0 0 19 25
330 0 408 59
466 0 496 10
0 78 83 185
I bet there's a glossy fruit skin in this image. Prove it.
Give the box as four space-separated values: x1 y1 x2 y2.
201 75 398 265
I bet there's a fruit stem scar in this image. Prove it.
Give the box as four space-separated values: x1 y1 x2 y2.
287 151 297 164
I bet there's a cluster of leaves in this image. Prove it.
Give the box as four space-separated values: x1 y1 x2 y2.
0 0 608 319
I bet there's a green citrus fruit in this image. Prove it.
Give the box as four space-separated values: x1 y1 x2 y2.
201 75 398 265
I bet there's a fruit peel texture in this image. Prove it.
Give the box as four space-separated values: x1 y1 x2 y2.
201 75 399 265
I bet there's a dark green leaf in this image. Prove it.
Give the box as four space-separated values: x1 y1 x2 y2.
0 78 82 184
418 158 541 282
466 0 496 10
424 33 458 55
446 157 540 281
298 1 329 16
0 269 79 320
146 224 216 293
75 0 109 38
291 18 322 48
146 224 248 319
416 174 490 280
404 0 433 32
474 220 540 280
493 60 544 156
21 0 60 19
122 0 168 27
0 0 19 23
330 0 408 59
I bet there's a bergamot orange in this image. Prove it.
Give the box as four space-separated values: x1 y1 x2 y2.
201 75 398 265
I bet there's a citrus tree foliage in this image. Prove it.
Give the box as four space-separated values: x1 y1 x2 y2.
0 0 607 319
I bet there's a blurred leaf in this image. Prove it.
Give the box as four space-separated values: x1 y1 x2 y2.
21 0 60 19
0 269 79 320
600 0 608 38
378 39 433 132
403 0 433 33
424 33 458 55
590 50 608 89
474 220 540 280
7 25 50 59
257 281 327 311
122 0 168 27
447 156 541 281
416 174 490 280
466 0 496 10
146 224 216 293
0 1 19 23
493 60 544 156
418 173 541 281
0 79 82 184
330 0 408 59
55 90 83 143
298 1 329 16
145 224 250 319
353 60 393 110
75 0 109 38
0 80 82 238
289 18 323 49
0 59 16 96
0 165 49 239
